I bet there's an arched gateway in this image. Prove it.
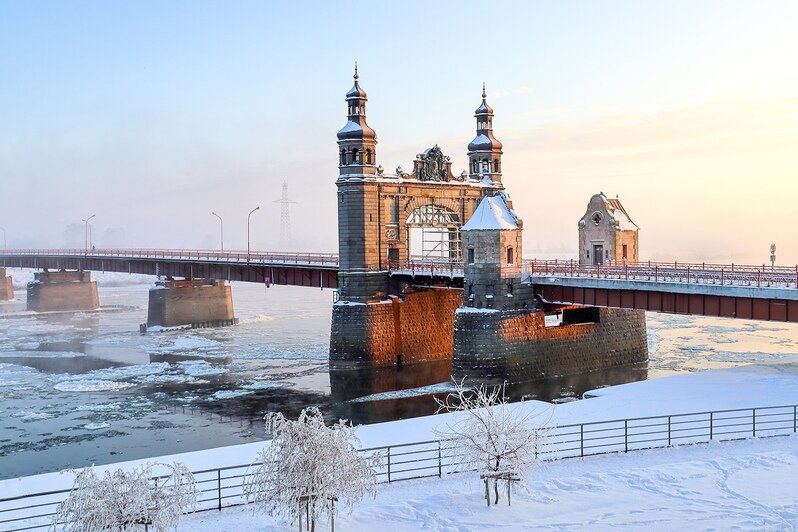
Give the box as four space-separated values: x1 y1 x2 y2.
335 68 503 301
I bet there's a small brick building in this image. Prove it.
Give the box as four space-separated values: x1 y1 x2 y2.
578 193 639 265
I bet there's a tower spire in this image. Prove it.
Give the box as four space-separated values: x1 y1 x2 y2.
337 67 378 178
467 83 503 183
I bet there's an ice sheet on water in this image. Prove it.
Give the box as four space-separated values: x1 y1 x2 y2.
82 362 170 381
54 380 134 392
240 314 275 324
348 382 457 403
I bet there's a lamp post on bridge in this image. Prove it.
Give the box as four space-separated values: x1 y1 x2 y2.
770 243 776 272
0 227 5 248
211 212 224 252
247 206 260 263
81 214 95 254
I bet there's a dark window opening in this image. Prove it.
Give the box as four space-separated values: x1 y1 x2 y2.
467 248 475 264
562 307 601 325
622 244 628 260
506 247 514 265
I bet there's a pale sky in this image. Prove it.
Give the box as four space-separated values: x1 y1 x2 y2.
1 1 797 264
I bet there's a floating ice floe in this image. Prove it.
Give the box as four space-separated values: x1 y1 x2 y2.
210 389 253 400
178 360 228 378
83 422 111 430
75 402 122 412
54 380 134 392
348 382 458 403
13 411 54 421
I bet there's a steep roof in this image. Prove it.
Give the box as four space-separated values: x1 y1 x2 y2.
604 196 639 231
462 194 518 231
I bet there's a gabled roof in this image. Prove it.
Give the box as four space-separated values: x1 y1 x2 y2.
462 194 518 231
604 196 638 231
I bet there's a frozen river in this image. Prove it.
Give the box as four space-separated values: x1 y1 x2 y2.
1 268 797 479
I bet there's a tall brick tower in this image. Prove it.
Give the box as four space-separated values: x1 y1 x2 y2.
335 66 389 300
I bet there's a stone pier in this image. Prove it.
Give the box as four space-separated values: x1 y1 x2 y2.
0 268 13 300
146 279 236 329
26 270 100 312
330 288 462 366
452 307 648 383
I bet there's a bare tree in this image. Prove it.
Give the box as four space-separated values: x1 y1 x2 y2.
51 462 197 532
243 407 381 531
434 378 550 505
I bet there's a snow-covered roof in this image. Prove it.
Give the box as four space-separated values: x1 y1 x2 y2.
604 196 639 231
462 194 518 231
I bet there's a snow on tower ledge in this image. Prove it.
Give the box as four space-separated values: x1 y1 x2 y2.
462 193 518 231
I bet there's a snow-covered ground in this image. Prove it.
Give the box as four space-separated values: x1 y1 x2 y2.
178 434 798 530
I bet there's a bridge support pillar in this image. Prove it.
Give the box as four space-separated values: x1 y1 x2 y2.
27 270 99 312
0 268 13 300
146 279 236 329
330 288 462 366
452 307 648 383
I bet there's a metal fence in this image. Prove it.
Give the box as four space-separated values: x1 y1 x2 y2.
2 403 797 531
525 259 798 289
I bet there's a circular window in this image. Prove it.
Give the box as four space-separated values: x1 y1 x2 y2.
591 211 603 226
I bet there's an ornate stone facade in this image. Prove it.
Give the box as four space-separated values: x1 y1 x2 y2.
578 193 639 265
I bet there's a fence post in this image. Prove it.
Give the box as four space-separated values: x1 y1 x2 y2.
580 425 584 457
387 447 392 483
217 469 222 511
709 412 713 441
438 441 442 477
753 409 757 437
624 420 628 452
668 416 671 446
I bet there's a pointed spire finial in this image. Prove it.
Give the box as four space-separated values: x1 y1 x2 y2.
354 61 359 80
482 82 486 99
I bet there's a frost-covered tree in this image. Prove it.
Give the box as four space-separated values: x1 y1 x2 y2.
434 379 549 505
51 462 197 532
243 407 381 531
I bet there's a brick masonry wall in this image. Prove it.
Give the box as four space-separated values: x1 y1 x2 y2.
330 288 463 367
453 307 648 382
27 280 100 312
147 280 235 327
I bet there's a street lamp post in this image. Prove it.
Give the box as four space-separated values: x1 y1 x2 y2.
211 212 224 252
81 215 96 254
0 227 5 248
247 206 260 263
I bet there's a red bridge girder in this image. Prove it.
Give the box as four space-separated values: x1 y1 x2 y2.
537 284 798 323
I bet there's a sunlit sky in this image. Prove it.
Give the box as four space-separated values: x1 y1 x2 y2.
2 1 797 264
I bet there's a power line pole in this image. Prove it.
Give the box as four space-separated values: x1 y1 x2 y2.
274 182 296 249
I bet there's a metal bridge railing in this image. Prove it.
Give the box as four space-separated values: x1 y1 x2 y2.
2 403 796 531
0 249 340 268
526 259 798 289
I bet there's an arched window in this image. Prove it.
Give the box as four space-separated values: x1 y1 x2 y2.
352 148 360 163
506 247 514 265
366 149 372 164
340 149 346 165
494 158 499 173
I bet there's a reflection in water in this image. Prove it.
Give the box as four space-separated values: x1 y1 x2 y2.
325 359 649 425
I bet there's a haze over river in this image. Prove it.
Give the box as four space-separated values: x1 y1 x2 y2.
1 269 797 479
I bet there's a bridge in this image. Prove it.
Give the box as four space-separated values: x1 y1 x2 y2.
2 71 795 378
2 249 797 323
